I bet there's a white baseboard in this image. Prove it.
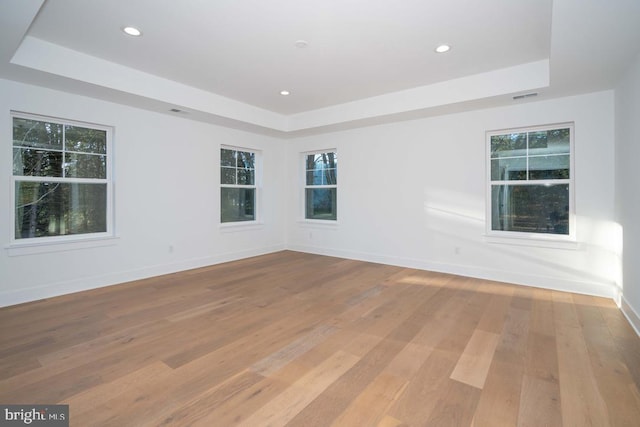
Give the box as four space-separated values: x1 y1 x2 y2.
1 242 623 315
621 296 640 337
0 244 285 307
286 244 617 300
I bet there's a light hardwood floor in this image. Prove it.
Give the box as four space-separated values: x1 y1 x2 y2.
1 251 640 426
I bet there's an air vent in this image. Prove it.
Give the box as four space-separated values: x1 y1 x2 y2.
513 92 538 100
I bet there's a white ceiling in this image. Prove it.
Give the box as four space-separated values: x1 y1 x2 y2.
1 0 639 136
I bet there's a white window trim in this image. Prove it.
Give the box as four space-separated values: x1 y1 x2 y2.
219 221 264 233
485 122 576 245
297 219 340 228
301 149 338 223
5 235 120 257
8 111 115 251
219 145 261 227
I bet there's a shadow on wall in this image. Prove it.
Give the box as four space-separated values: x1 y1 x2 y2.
422 188 623 298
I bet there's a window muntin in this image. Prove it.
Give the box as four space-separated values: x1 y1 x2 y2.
12 114 112 241
488 125 573 237
304 151 337 221
220 147 257 223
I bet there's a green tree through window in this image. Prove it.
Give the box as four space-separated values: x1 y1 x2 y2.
488 125 572 236
12 114 111 240
220 147 257 223
305 151 337 220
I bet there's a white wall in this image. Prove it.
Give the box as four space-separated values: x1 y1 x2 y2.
0 79 624 309
615 53 640 333
286 91 618 298
0 79 286 306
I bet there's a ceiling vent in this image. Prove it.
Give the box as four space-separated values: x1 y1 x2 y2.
513 92 538 100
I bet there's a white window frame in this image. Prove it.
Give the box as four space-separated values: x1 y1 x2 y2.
219 145 261 227
486 122 575 244
9 111 115 250
302 149 338 223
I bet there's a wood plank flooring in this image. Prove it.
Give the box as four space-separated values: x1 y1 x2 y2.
1 251 640 426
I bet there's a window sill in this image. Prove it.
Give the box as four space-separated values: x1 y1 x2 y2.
6 235 120 257
484 234 580 250
219 221 264 233
297 219 340 228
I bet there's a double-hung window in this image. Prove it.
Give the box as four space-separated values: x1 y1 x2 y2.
220 147 257 223
487 123 573 239
12 113 112 242
304 151 337 221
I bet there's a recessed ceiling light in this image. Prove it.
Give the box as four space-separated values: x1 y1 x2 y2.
122 26 142 37
435 44 451 53
280 90 290 96
295 40 309 48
